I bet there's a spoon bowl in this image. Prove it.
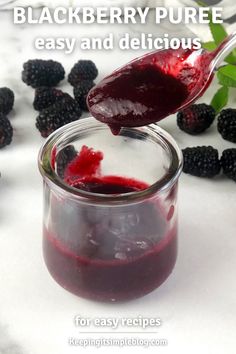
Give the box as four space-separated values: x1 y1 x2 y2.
87 33 236 134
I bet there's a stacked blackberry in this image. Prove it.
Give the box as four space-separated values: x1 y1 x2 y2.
22 59 98 137
177 105 236 182
69 60 97 111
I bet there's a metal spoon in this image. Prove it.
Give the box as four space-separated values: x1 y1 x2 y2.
87 32 236 134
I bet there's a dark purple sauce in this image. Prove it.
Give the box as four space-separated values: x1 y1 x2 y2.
43 177 177 302
88 65 188 133
44 145 177 301
87 48 213 134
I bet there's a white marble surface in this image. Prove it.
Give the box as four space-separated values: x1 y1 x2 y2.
0 8 236 354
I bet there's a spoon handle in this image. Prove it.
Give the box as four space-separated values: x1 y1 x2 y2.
211 32 236 71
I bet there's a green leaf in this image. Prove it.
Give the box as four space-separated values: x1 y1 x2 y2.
210 86 229 113
217 64 236 87
207 11 236 64
209 16 228 46
202 41 217 51
202 41 236 64
225 52 236 65
197 2 236 63
196 1 207 6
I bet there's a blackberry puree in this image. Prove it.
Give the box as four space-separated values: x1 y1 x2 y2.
87 47 212 134
43 146 177 301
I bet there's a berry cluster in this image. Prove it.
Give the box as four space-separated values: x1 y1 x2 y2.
177 104 215 135
73 80 95 111
177 104 236 143
217 109 236 143
35 96 82 138
22 60 65 88
177 104 236 182
69 60 97 111
22 59 98 137
0 87 14 149
182 146 236 181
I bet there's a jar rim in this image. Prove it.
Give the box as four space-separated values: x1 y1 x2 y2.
38 117 183 204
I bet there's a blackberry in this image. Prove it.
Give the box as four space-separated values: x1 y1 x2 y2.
0 114 13 148
0 87 14 115
217 109 236 143
177 104 215 135
33 87 70 111
68 60 98 87
56 145 77 179
36 96 82 138
221 149 236 182
74 80 95 111
22 59 65 88
182 146 221 178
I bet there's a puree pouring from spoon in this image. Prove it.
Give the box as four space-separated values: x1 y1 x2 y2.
87 32 236 135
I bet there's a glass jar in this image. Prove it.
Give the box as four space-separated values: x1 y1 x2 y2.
38 117 182 302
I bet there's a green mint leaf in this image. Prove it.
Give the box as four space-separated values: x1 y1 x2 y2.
197 3 236 64
208 12 228 45
210 86 229 113
196 1 207 6
217 64 236 87
202 41 217 51
225 51 236 65
207 11 236 64
202 40 236 64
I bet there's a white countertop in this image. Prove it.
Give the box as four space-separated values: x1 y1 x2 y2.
0 9 236 354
